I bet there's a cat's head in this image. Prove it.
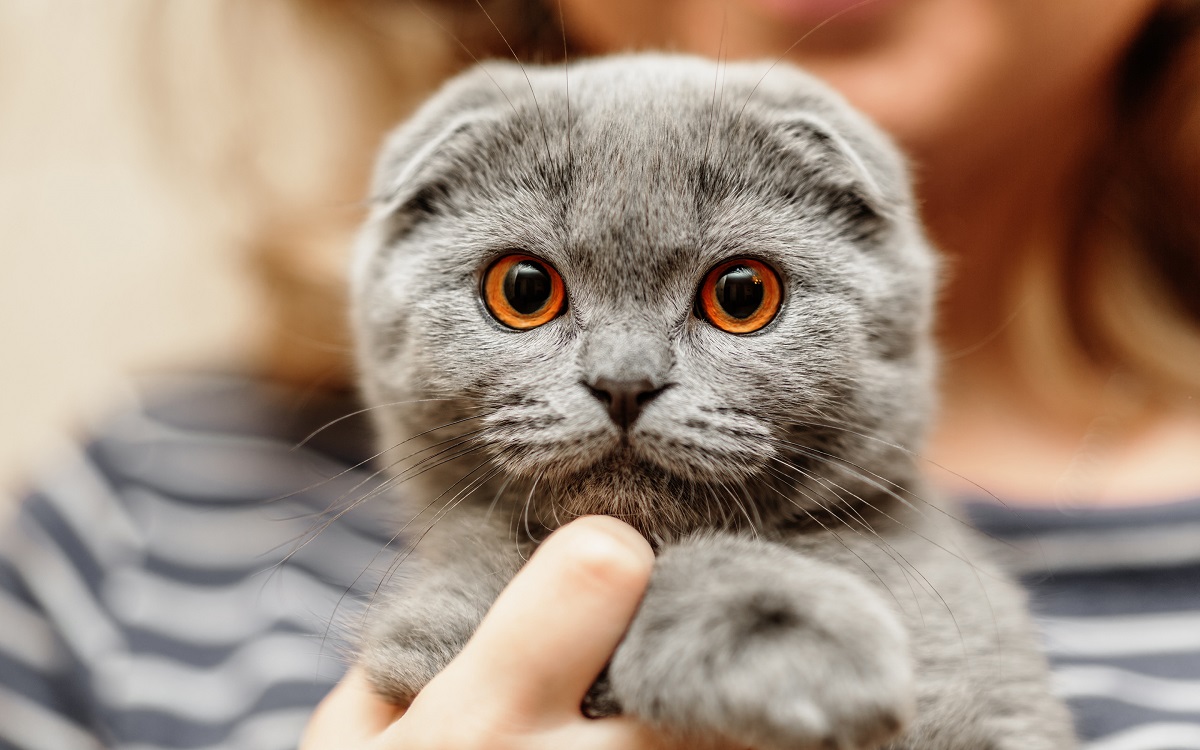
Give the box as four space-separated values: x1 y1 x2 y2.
352 55 937 536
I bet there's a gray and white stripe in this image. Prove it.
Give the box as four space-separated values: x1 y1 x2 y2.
2 374 1199 749
0 376 400 750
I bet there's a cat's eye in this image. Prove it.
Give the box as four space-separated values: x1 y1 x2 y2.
697 258 782 334
482 253 567 330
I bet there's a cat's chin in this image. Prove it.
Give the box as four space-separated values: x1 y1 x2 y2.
532 451 745 538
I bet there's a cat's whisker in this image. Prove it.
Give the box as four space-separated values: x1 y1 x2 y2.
774 436 1021 567
521 479 535 545
271 412 490 512
482 473 515 526
516 475 542 563
766 453 983 654
317 458 497 653
719 479 760 535
807 455 998 650
761 461 875 548
285 415 490 516
547 477 564 530
404 464 504 559
767 456 943 605
279 427 491 560
784 418 973 486
406 0 523 126
372 462 502 593
292 397 474 450
472 0 552 162
365 439 491 506
276 437 489 574
701 3 729 170
761 465 924 621
765 457 929 624
556 0 571 169
373 425 489 476
779 438 924 515
303 430 490 537
765 435 975 558
360 463 503 626
757 463 906 611
728 0 886 149
780 418 1022 541
765 435 1005 638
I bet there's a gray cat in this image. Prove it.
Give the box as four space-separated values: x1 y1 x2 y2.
349 54 1077 750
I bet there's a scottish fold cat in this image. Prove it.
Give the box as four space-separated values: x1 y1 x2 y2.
349 54 1076 749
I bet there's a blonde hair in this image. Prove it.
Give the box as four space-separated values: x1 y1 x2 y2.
145 1 1200 404
1017 2 1200 408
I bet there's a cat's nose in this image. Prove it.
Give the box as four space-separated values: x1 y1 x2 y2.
585 377 668 430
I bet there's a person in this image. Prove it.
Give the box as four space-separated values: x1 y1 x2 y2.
1 1 1197 749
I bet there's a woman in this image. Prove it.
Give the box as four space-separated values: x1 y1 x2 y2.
2 1 1197 749
311 1 1200 747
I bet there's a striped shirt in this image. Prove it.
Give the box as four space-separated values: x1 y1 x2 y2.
971 501 1200 749
2 374 1198 749
0 375 398 750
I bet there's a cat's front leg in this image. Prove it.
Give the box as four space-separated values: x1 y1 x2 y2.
358 515 523 704
610 533 915 750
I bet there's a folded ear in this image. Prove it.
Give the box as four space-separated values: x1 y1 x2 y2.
366 61 532 220
771 112 905 240
781 114 887 201
370 111 498 219
351 64 525 292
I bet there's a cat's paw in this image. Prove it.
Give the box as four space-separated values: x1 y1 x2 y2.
359 613 462 704
610 537 915 750
358 591 484 705
581 667 622 718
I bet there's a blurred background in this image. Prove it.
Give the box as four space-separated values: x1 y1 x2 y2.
0 3 264 508
0 1 462 510
0 0 577 521
4 0 1198 511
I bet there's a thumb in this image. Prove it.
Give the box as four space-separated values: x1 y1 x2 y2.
430 515 655 718
300 667 404 748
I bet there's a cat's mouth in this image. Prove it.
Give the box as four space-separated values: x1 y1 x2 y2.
489 423 773 483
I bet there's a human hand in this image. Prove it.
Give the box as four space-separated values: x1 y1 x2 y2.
302 515 730 750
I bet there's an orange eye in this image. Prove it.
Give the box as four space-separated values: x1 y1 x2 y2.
697 258 783 334
482 253 567 330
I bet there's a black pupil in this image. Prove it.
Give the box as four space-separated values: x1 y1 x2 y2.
714 266 764 319
503 261 552 315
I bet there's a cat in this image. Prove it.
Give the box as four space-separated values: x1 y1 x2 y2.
348 54 1077 750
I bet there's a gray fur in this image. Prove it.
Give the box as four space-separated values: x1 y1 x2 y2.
350 54 1077 749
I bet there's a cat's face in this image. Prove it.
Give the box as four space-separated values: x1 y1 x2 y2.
352 55 937 535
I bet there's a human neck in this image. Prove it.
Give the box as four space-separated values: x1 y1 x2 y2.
917 120 1200 505
919 98 1103 364
909 77 1196 504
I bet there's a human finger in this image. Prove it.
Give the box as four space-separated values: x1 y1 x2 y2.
299 666 404 749
566 716 754 750
434 515 655 718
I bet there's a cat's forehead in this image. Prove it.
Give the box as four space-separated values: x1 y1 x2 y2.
478 121 763 302
465 59 844 267
486 55 882 165
364 55 920 305
484 56 792 169
373 54 905 225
